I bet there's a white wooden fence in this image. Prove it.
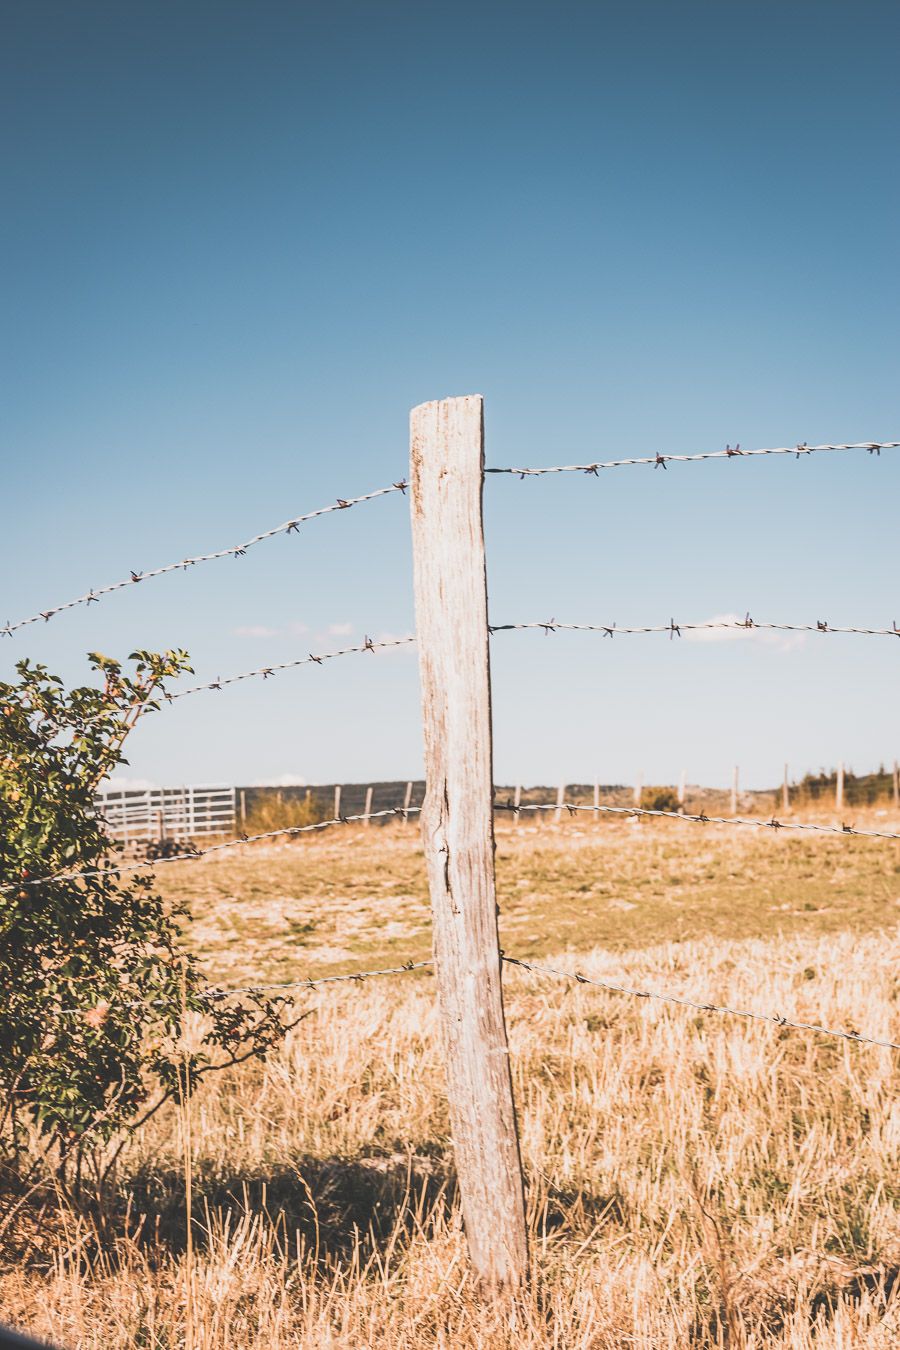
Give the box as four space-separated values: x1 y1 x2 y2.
95 785 236 842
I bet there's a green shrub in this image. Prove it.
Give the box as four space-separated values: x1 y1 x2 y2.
243 790 325 837
0 651 297 1185
640 786 681 813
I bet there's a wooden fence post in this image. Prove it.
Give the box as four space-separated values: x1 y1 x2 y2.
782 764 789 813
364 784 374 824
555 781 565 825
593 779 600 822
334 784 342 820
410 394 527 1291
403 780 413 823
240 789 247 830
836 761 844 812
633 772 643 809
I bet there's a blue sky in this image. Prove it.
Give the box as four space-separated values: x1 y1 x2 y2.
2 1 897 791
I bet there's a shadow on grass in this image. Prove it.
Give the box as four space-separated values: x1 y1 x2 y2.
4 1151 632 1277
125 1156 627 1262
122 1149 456 1266
688 1262 900 1348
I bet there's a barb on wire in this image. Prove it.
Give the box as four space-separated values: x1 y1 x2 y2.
494 801 900 842
501 955 900 1052
53 959 433 1018
161 636 416 704
1 808 423 895
486 440 900 477
488 618 900 640
1 482 407 638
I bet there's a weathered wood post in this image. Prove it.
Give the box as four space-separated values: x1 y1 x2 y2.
555 781 565 825
403 779 413 824
836 761 844 812
782 764 790 813
410 394 528 1292
364 784 374 824
334 784 342 819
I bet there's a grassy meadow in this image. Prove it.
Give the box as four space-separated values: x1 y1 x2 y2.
4 809 900 1347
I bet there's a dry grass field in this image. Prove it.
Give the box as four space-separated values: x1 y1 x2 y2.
5 811 900 1347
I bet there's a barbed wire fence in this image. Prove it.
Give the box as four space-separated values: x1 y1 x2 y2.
3 428 898 1002
3 405 899 1287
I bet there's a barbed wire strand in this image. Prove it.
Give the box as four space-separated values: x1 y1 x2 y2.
490 618 900 640
501 955 900 1052
7 798 899 899
160 635 416 704
1 482 408 638
51 959 434 1017
47 951 900 1052
494 801 900 841
0 808 423 894
150 614 897 707
487 440 900 477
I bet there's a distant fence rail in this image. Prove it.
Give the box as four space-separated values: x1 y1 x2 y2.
95 785 236 842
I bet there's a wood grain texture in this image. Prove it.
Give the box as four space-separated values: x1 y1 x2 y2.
410 394 528 1291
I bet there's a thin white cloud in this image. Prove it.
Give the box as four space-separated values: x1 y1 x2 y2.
682 614 806 652
234 624 280 638
327 622 354 637
251 773 308 787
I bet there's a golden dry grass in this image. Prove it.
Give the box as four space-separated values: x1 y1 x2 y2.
163 811 900 983
4 815 900 1347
